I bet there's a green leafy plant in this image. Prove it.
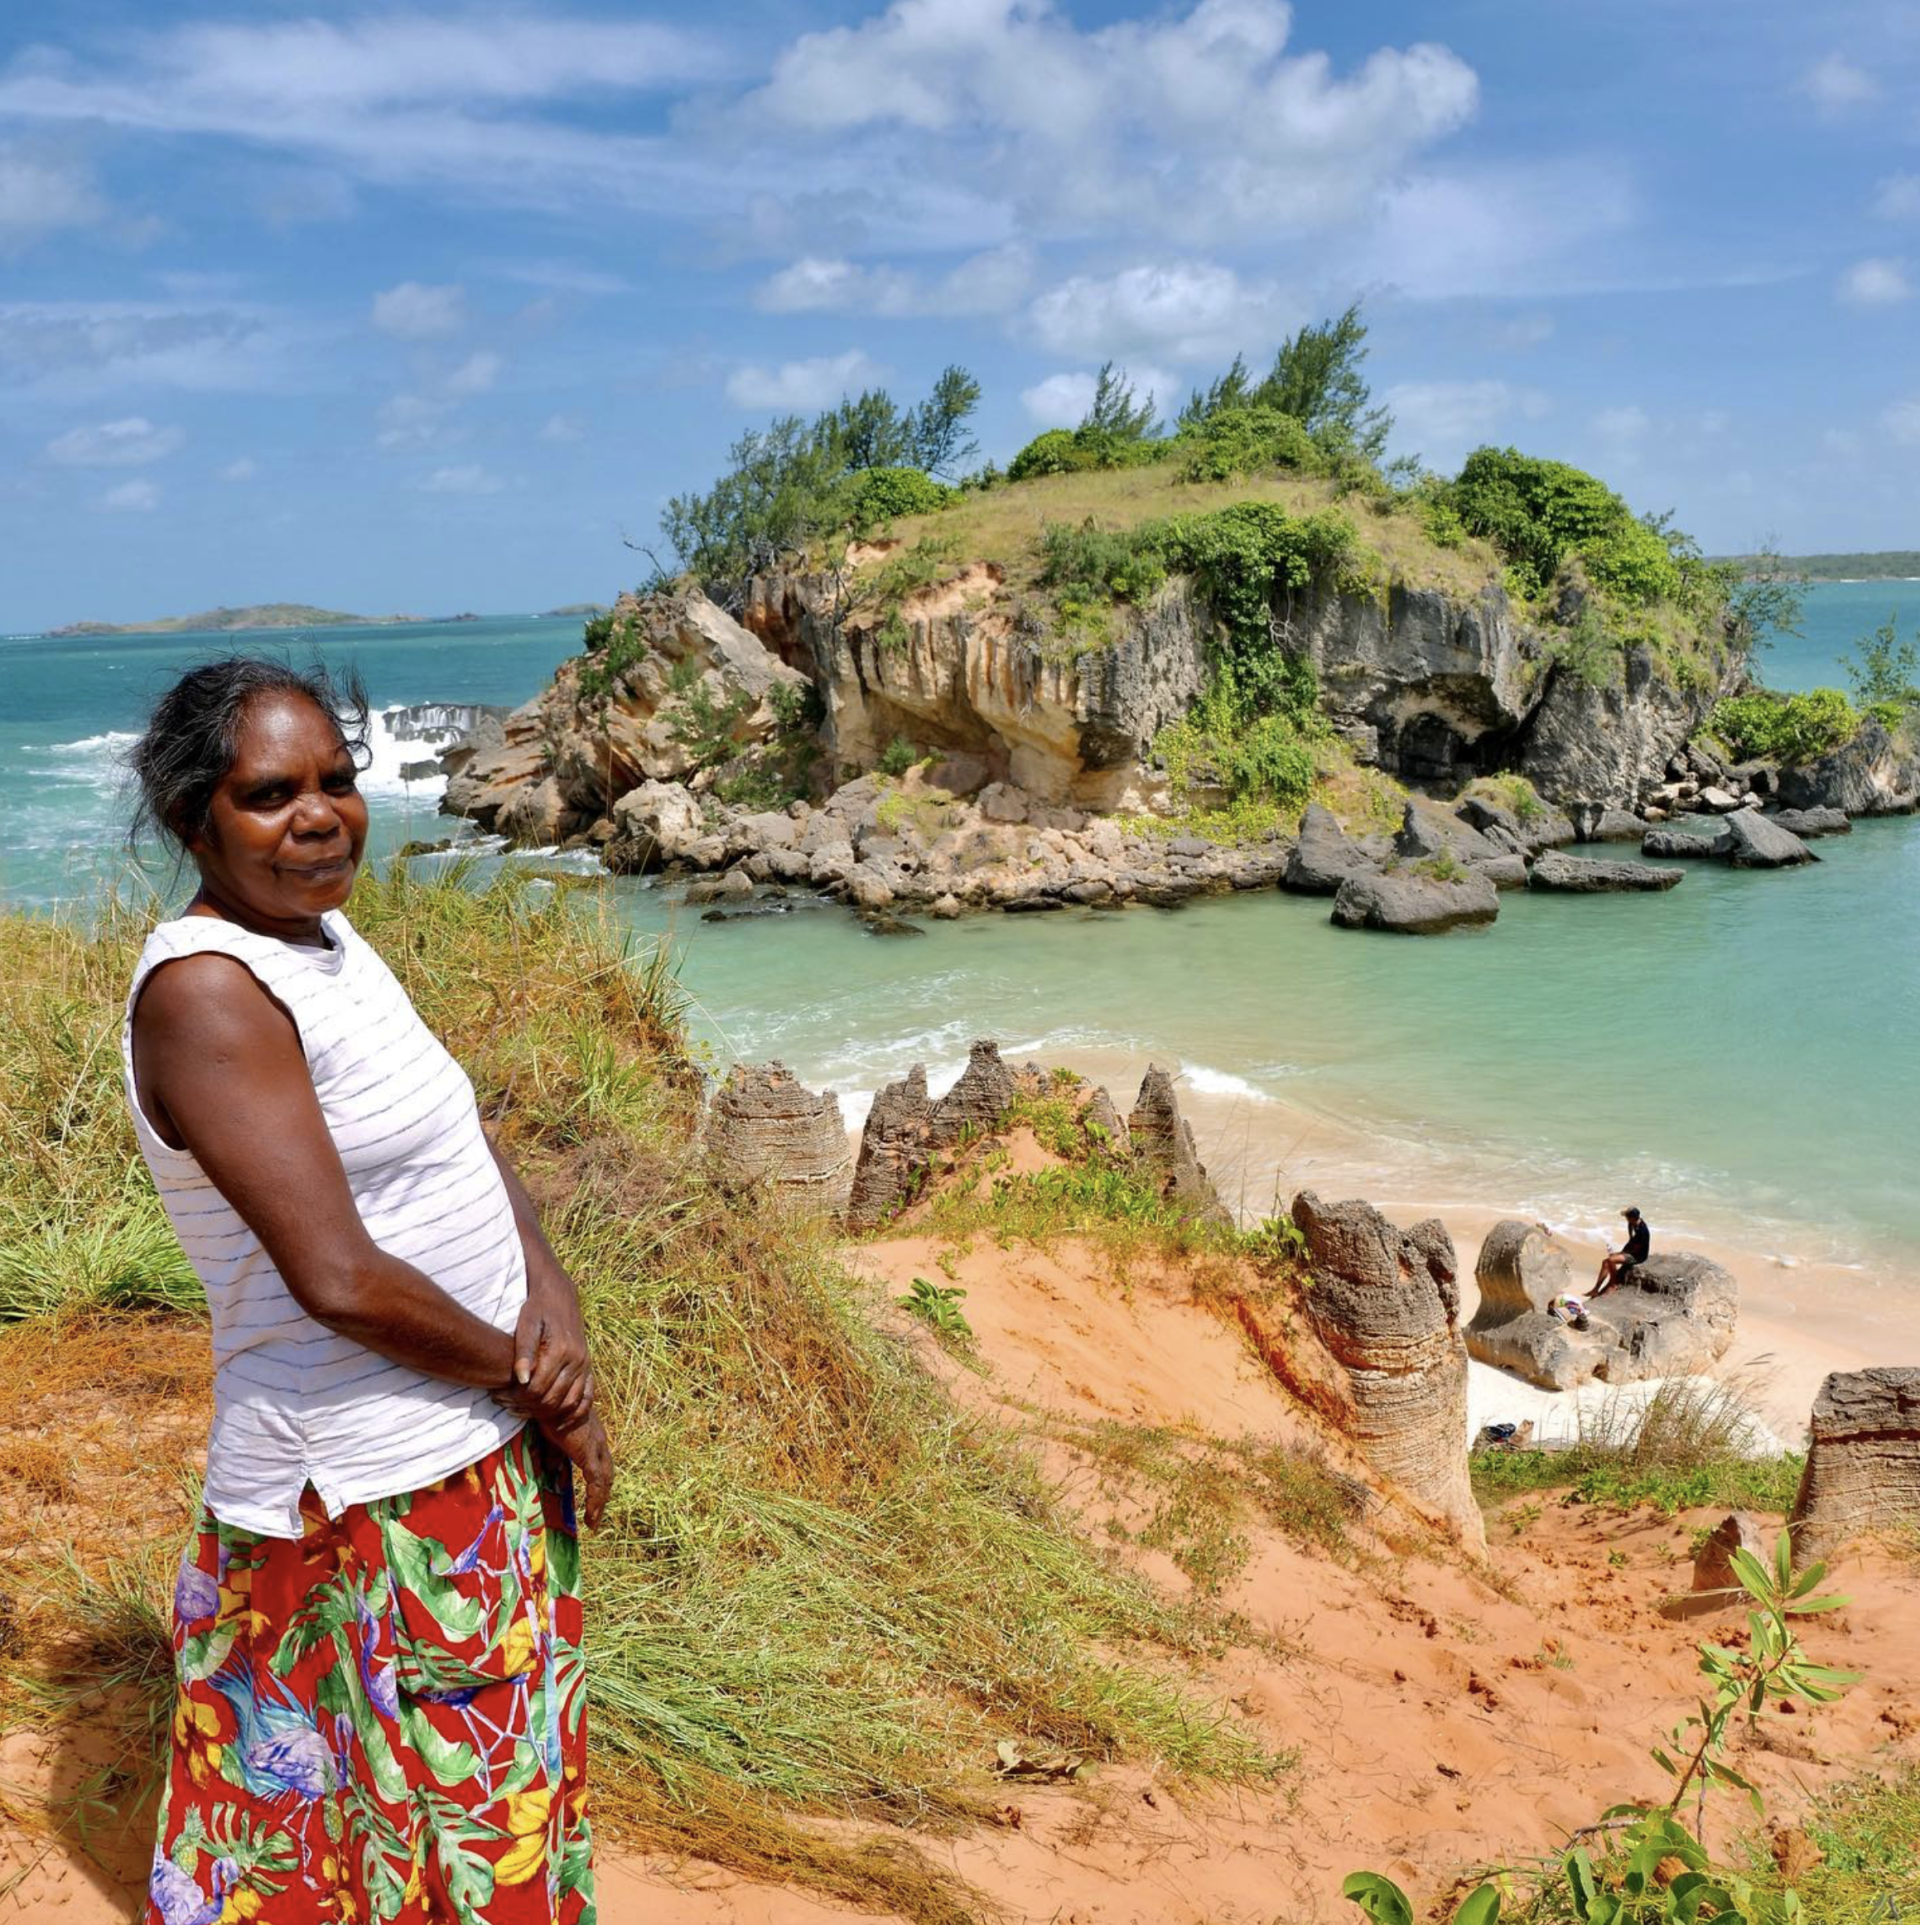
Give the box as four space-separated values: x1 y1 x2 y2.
1840 614 1919 716
576 609 650 709
1707 689 1858 764
895 1276 973 1345
875 735 920 778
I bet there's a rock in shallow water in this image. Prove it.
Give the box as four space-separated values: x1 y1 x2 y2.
1722 810 1817 868
1770 807 1850 839
1642 826 1731 858
1282 804 1380 895
1529 850 1683 892
1330 868 1499 934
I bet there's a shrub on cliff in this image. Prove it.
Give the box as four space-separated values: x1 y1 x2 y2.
1008 364 1170 482
1708 687 1860 764
661 368 979 603
1175 405 1321 483
1448 446 1688 606
836 465 954 535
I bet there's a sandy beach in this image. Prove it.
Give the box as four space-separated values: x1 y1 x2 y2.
859 1043 1899 1442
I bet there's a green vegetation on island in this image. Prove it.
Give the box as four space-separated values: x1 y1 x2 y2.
1718 549 1920 582
627 306 1778 840
47 603 477 638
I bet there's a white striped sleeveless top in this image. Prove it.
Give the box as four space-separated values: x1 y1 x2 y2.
122 909 527 1538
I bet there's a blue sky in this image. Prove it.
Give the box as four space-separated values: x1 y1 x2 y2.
2 0 1917 629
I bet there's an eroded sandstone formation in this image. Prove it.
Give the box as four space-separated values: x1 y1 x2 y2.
1290 1191 1484 1553
1127 1067 1230 1226
1790 1367 1920 1560
845 1067 934 1232
926 1040 1016 1150
705 1063 853 1212
1467 1226 1737 1393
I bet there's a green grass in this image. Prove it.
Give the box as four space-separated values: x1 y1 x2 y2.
0 865 1282 1920
871 462 1500 604
1470 1378 1804 1519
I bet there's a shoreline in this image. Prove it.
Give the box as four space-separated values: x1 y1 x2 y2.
842 1044 1895 1444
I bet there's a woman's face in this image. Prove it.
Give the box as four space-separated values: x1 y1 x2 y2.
188 691 369 933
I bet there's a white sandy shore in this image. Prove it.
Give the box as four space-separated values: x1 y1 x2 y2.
847 1044 1908 1447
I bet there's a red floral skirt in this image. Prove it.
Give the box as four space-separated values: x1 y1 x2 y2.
147 1425 593 1924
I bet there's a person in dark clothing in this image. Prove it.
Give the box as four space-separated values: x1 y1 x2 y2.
1594 1206 1650 1296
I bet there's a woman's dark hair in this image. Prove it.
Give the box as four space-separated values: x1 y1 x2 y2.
128 655 371 853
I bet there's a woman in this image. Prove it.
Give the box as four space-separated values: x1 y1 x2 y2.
124 658 608 1924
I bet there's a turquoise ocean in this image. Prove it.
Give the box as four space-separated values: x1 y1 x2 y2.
4 582 1916 1290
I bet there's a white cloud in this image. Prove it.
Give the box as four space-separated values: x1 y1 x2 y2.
1593 404 1650 441
0 301 283 396
538 413 584 443
755 244 1034 319
1019 364 1180 429
1026 261 1295 365
1876 174 1920 221
372 281 465 338
0 18 731 217
98 477 160 512
1385 380 1549 470
1800 53 1878 114
221 455 257 480
422 464 505 495
376 393 452 451
1887 398 1920 446
445 349 502 395
747 0 1478 244
47 415 183 466
1838 257 1910 306
0 144 106 248
725 348 884 410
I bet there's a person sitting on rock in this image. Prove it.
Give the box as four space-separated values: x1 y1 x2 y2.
1593 1206 1650 1296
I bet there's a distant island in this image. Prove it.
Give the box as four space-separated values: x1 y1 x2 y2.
541 603 610 619
50 603 481 638
1718 550 1920 582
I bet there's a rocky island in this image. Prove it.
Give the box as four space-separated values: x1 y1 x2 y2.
433 348 1917 936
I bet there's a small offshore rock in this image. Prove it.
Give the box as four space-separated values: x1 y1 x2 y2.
1771 807 1850 839
930 892 963 919
1530 851 1683 892
1331 868 1499 934
1643 825 1731 858
1283 804 1380 895
1723 810 1817 868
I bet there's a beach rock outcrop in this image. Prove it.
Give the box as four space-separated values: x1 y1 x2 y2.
1330 867 1499 935
846 1067 934 1230
1572 805 1648 842
1128 1067 1230 1226
1529 851 1683 892
1643 825 1731 858
1467 1235 1737 1392
1283 805 1379 895
1290 1192 1484 1553
926 1040 1016 1149
1693 1512 1769 1596
1775 720 1920 817
1789 1367 1920 1560
1771 807 1850 839
706 1063 853 1212
1722 811 1816 868
1457 793 1576 854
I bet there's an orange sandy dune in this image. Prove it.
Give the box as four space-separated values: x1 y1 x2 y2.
3 1188 1915 1924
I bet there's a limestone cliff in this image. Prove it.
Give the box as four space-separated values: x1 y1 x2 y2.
439 550 1733 858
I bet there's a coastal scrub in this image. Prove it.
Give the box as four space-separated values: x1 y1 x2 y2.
0 866 1278 1920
